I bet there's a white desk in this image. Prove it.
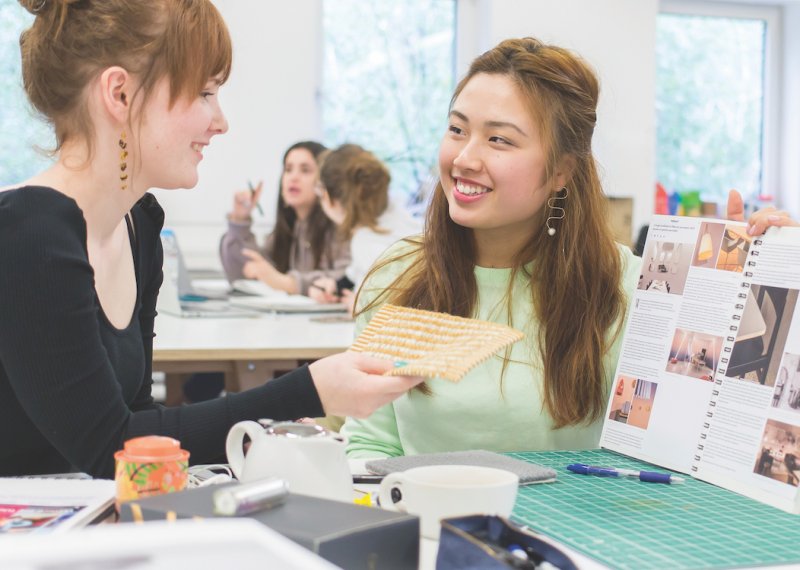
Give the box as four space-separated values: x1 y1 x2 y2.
153 313 354 403
347 459 604 570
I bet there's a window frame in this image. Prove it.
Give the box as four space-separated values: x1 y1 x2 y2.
658 0 782 202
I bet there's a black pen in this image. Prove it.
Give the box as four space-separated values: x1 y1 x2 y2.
309 283 340 301
247 180 264 215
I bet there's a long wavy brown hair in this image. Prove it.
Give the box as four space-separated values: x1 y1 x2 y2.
270 141 331 273
359 37 626 427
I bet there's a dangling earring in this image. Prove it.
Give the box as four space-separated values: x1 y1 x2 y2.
119 131 128 191
545 186 568 236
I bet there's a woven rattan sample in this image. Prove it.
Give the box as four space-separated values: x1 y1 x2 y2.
350 304 524 382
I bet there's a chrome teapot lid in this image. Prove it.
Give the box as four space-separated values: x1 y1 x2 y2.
257 419 329 438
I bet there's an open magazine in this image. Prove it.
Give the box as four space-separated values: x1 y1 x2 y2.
0 477 115 534
600 215 800 513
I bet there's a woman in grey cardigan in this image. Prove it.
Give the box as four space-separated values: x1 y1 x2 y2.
220 141 351 295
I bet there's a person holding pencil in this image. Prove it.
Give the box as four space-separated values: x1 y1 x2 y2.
220 141 351 295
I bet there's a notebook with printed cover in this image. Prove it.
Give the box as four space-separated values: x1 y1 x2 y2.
350 304 524 382
0 476 115 534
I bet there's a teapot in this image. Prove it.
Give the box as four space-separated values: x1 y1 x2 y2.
226 419 353 503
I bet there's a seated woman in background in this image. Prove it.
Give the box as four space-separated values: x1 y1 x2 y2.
219 141 350 295
0 0 421 478
341 37 789 459
308 144 421 313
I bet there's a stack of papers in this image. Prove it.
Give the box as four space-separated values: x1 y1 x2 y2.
229 280 346 313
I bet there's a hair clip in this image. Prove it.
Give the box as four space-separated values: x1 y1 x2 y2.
31 0 48 13
545 187 568 236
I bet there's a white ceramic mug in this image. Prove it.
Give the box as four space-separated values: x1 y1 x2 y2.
378 465 519 539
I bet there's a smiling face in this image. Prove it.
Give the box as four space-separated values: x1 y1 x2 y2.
137 76 228 190
438 72 558 250
281 148 320 217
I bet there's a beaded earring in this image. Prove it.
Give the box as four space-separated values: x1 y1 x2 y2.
119 131 128 191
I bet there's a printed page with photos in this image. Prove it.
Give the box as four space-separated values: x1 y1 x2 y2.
600 216 751 473
599 216 800 513
693 226 800 513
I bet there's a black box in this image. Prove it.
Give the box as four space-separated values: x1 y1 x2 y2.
118 483 419 570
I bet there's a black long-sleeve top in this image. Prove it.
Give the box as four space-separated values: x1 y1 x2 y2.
0 187 323 478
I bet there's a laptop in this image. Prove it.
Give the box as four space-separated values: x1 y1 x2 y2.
158 229 257 318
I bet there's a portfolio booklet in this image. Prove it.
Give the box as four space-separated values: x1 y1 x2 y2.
600 215 800 513
0 476 115 534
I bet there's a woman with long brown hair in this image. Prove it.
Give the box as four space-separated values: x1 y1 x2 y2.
342 38 791 459
342 37 640 457
220 141 350 295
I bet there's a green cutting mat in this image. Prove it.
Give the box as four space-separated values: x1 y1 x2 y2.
507 449 800 570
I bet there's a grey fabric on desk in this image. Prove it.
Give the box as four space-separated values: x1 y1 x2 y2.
365 450 557 485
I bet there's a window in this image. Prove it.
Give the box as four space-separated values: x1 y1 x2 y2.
656 2 779 206
0 1 53 187
321 0 455 205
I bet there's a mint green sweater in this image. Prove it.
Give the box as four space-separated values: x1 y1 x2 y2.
342 241 641 458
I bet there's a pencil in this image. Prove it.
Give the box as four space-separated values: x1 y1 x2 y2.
247 180 264 215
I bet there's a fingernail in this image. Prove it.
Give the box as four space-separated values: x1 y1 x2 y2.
393 361 408 368
747 225 756 235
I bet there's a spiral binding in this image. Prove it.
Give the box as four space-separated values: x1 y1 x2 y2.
692 228 763 472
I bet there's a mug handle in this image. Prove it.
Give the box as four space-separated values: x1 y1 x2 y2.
225 420 263 480
378 472 408 512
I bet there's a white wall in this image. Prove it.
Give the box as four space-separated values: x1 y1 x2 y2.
457 0 657 242
152 0 324 269
781 5 800 217
164 0 658 268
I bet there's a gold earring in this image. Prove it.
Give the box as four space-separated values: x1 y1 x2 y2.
119 131 128 191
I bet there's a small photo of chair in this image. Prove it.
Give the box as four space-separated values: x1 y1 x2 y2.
772 353 800 415
727 286 798 385
716 226 752 273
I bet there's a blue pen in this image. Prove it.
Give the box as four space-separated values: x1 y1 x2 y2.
247 180 264 216
566 463 685 484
